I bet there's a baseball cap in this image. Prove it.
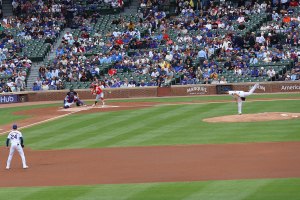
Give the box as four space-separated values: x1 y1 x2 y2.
12 124 17 129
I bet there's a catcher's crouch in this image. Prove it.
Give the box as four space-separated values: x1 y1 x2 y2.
64 89 85 109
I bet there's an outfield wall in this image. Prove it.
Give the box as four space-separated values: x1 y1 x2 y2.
0 81 299 104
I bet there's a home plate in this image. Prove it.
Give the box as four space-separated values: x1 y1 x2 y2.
59 107 91 112
280 114 289 117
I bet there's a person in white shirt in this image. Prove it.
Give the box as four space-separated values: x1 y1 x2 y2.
272 11 280 21
113 29 121 37
267 67 276 78
219 76 227 84
165 52 173 62
64 31 73 40
237 15 245 23
222 38 232 51
151 68 160 79
256 34 265 44
6 124 28 169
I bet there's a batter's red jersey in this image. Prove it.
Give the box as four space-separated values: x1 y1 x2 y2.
92 86 102 95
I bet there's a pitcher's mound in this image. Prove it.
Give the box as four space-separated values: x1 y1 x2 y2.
203 112 300 123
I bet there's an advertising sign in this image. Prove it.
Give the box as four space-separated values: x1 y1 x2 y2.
0 94 19 104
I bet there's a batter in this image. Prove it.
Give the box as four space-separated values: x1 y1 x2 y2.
91 82 105 107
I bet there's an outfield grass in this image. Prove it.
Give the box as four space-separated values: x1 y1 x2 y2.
0 98 298 150
1 178 300 200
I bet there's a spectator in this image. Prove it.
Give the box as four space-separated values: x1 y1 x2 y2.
32 82 41 91
267 67 276 81
211 77 219 84
219 76 227 84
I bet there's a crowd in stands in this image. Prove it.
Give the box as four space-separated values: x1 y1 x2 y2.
0 0 2 19
34 0 300 91
0 0 68 93
1 0 300 93
11 0 124 16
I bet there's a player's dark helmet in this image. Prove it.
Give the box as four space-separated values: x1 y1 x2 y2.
12 124 17 129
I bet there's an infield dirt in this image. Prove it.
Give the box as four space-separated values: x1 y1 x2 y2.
0 142 300 187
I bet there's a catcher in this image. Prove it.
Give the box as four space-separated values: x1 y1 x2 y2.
64 89 85 109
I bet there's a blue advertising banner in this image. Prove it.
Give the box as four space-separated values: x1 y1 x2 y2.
0 94 19 104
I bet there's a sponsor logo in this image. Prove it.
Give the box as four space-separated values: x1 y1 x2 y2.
0 95 18 104
281 85 300 91
249 85 266 91
187 86 207 95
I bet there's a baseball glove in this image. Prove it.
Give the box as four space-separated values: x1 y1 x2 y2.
21 144 24 148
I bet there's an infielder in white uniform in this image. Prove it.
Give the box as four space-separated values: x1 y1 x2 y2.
226 83 259 115
6 124 28 169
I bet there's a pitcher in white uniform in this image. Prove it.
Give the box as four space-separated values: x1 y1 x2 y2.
226 83 259 115
6 124 28 169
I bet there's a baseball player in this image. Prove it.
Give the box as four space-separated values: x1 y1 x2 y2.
6 124 28 169
226 83 259 115
90 82 105 107
63 89 85 109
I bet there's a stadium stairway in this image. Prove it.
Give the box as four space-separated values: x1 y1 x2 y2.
123 0 139 14
26 28 71 90
2 0 13 17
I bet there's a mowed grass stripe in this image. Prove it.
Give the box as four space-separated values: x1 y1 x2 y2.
27 113 113 149
25 114 102 142
72 184 152 200
28 106 167 149
85 105 195 148
31 112 130 149
2 178 300 200
62 106 172 149
182 179 270 200
142 101 300 146
22 186 93 200
141 103 232 146
113 103 226 147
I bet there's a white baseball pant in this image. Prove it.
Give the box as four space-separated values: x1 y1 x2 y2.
95 92 104 101
6 143 27 168
64 102 74 108
229 83 259 114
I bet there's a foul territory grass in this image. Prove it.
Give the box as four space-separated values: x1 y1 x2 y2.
0 97 298 150
1 178 300 200
0 104 59 126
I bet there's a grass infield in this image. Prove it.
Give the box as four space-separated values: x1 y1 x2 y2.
0 94 298 149
0 93 299 199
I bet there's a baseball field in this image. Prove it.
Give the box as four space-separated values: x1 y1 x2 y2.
0 93 300 200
